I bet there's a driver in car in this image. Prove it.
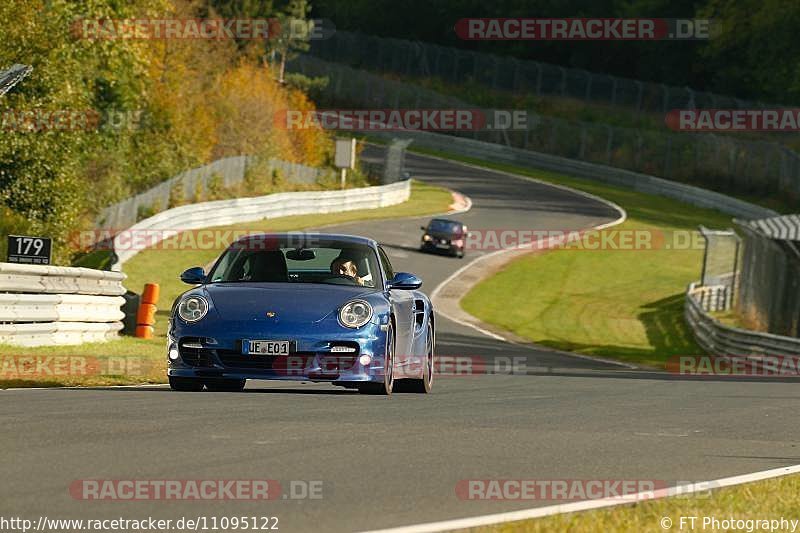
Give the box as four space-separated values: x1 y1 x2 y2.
330 252 367 286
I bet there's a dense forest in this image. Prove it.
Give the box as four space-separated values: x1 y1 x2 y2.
313 0 799 103
0 0 329 263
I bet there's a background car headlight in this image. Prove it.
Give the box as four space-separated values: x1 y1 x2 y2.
339 300 373 328
178 295 208 323
422 234 432 242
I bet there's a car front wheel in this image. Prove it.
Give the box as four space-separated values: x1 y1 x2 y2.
359 323 395 396
397 324 434 394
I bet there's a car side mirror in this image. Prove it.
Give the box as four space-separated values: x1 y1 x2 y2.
420 226 427 231
388 272 422 290
180 267 206 285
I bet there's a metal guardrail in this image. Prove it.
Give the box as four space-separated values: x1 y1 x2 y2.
111 180 411 269
366 128 778 220
685 282 800 357
0 263 126 347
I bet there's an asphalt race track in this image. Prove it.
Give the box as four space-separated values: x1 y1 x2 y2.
2 148 800 532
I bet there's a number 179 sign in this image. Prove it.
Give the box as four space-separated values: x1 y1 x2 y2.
7 235 52 265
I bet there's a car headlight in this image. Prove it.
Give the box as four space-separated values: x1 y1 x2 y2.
422 234 432 242
178 295 208 323
339 300 373 328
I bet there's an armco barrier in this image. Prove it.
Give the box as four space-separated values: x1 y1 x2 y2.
368 129 778 220
0 263 126 347
112 180 411 269
685 282 800 358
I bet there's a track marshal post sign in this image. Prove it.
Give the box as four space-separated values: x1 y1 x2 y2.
7 235 52 265
334 137 357 189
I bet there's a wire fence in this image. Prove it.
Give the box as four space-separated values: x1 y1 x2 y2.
308 31 770 113
0 64 32 97
96 156 331 230
289 55 800 201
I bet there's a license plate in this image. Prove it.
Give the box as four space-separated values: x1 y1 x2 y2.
248 340 290 355
436 243 450 248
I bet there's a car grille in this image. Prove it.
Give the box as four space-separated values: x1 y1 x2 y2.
216 346 359 374
178 345 214 368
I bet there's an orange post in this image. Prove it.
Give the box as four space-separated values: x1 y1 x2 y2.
141 283 160 305
135 283 160 338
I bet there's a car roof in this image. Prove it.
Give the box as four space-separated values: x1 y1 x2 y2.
232 232 378 248
429 218 462 225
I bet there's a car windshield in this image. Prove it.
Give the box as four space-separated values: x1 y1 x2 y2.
207 236 380 288
427 220 463 234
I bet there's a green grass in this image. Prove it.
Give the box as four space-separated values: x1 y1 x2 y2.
0 337 164 388
473 474 800 533
0 180 453 389
415 148 732 368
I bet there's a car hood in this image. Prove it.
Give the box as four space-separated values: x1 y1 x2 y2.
203 283 379 323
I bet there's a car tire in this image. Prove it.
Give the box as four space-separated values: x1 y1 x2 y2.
169 376 204 392
359 323 395 396
398 324 434 394
204 378 246 392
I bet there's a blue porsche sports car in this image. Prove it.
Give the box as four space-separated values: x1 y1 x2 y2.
167 233 435 395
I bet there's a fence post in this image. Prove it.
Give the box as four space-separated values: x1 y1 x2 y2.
635 135 643 170
635 80 643 112
579 126 587 159
664 136 672 177
532 63 541 95
584 70 592 101
610 77 618 105
605 126 614 165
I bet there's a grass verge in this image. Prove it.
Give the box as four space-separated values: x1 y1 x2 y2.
0 180 453 388
412 148 732 368
471 474 800 533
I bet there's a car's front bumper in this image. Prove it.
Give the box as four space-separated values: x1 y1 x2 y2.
167 320 389 385
421 241 461 255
